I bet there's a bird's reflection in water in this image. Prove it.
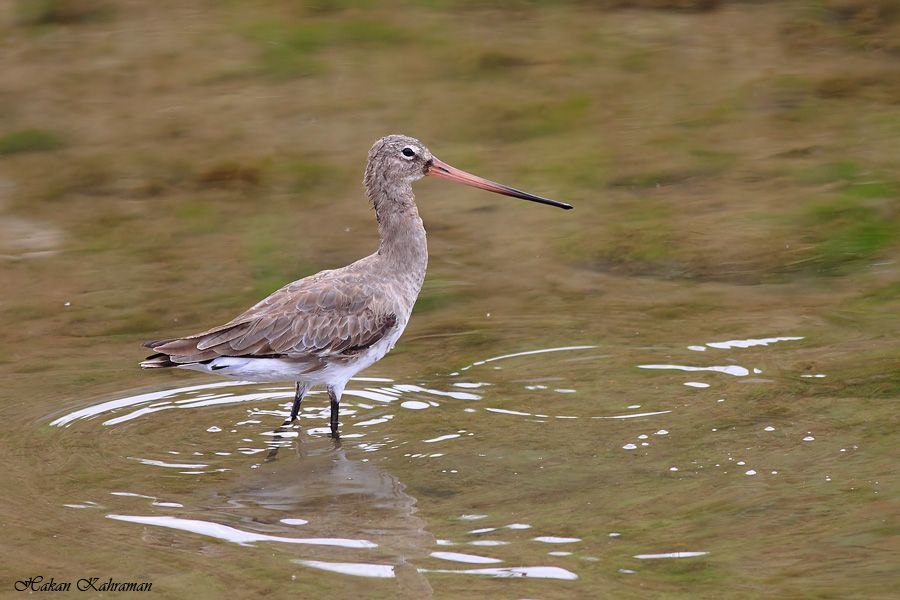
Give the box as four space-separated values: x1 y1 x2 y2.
225 427 434 598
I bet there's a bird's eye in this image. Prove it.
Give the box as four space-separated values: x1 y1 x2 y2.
401 147 416 159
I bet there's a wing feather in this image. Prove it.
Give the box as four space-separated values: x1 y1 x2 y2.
195 322 253 351
144 268 399 364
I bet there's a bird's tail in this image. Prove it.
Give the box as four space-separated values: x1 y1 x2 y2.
140 353 177 369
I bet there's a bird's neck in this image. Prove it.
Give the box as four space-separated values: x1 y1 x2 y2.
370 184 428 284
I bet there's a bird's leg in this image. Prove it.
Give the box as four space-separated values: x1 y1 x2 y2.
283 382 310 426
327 383 344 439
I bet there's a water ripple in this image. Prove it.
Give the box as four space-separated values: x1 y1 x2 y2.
638 364 750 377
107 515 377 548
419 566 578 580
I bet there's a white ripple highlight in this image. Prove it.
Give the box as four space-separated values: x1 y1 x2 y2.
49 381 247 427
470 345 597 366
638 364 750 377
634 551 708 559
705 336 803 349
393 384 481 400
401 401 430 410
419 566 577 580
423 434 461 443
129 458 207 469
107 515 376 548
484 408 532 417
353 415 394 427
295 560 394 578
468 527 497 534
431 551 502 564
593 410 671 420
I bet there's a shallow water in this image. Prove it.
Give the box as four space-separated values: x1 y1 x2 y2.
12 327 891 599
2 1 899 598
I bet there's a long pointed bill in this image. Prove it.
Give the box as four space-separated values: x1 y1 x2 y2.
425 157 573 210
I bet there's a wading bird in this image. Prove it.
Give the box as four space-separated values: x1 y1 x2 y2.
141 135 571 436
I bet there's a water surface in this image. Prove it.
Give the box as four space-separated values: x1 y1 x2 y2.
1 2 898 598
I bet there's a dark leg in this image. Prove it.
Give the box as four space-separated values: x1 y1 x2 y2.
327 384 343 438
283 382 309 425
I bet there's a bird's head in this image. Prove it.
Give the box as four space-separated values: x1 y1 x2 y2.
365 134 572 210
365 134 433 188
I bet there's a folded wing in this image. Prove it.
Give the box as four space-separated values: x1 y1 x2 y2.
143 273 397 366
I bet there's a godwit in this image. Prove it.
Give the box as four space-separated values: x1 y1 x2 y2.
141 135 571 436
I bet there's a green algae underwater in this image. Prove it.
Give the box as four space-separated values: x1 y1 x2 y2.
1 1 898 598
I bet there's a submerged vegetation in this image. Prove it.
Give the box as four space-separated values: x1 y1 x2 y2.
2 0 895 382
2 0 896 400
0 129 63 155
0 1 898 597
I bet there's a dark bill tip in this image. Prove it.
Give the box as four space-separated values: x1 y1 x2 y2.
426 158 573 210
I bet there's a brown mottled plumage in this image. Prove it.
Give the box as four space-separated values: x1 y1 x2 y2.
141 134 571 436
144 269 400 365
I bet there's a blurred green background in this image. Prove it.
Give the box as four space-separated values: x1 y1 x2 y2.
4 1 899 312
3 0 897 396
1 1 898 598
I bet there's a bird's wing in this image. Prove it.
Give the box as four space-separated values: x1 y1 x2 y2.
145 272 397 364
